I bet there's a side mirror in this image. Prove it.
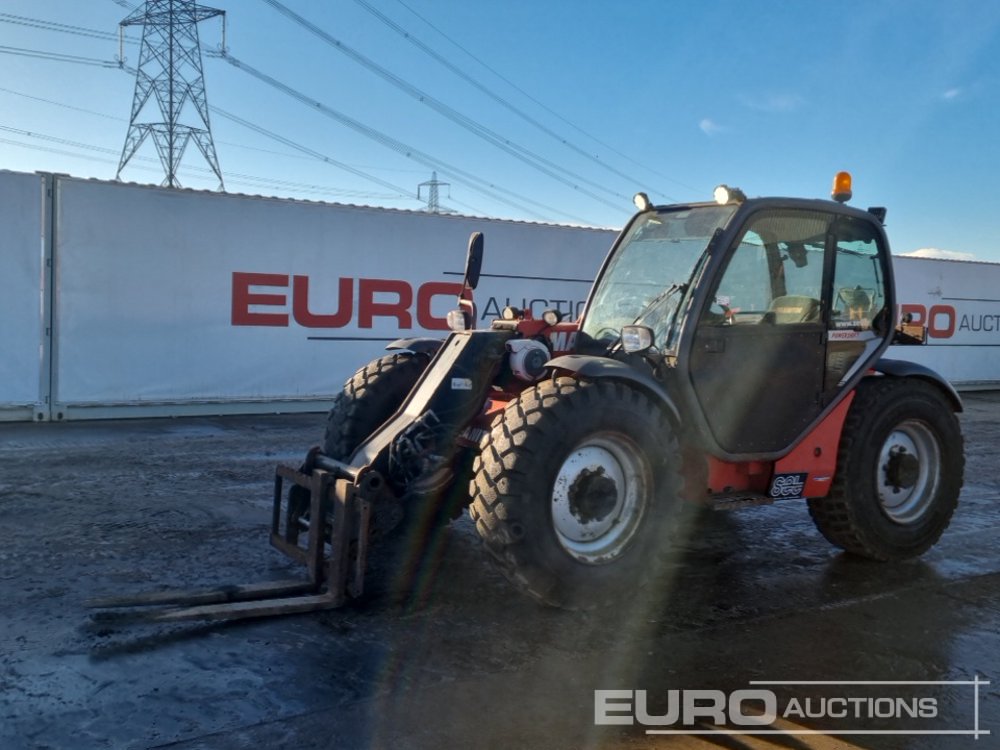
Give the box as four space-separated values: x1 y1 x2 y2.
895 310 926 345
463 232 484 291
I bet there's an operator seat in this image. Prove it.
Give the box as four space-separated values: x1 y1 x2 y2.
838 286 872 323
762 295 821 324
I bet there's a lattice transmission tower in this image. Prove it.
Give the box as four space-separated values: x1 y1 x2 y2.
418 171 451 213
116 0 226 189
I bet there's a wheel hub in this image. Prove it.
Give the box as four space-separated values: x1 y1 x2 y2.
567 466 619 523
876 420 941 525
884 448 920 490
550 434 649 564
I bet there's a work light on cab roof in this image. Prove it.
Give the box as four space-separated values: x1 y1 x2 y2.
633 192 653 211
713 184 746 205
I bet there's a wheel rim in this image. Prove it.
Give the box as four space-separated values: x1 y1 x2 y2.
876 419 941 524
550 432 650 564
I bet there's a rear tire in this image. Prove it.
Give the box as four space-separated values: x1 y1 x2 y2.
470 376 684 609
807 377 963 560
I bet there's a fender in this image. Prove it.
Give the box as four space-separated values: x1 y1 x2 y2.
872 358 963 412
545 354 681 424
386 337 444 357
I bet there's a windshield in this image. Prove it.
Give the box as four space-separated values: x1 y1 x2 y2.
581 205 737 345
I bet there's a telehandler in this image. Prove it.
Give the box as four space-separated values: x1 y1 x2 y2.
91 172 963 621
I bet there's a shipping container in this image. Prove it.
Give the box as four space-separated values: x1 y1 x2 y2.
2 171 996 420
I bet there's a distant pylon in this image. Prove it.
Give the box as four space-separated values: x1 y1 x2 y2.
418 171 450 213
116 0 226 189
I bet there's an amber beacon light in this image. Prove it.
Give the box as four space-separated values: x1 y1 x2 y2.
832 171 853 203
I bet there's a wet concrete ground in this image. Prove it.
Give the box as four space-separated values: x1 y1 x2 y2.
0 394 998 749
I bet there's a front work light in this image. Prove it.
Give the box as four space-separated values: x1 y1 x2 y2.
633 192 653 212
620 325 654 353
713 184 746 205
541 309 563 326
832 171 853 203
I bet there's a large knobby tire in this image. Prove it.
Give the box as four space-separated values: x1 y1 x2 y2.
317 351 462 604
470 376 685 609
307 352 429 544
323 352 428 461
322 351 470 537
807 377 964 560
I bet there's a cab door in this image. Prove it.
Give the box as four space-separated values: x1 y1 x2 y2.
688 209 833 455
823 215 892 401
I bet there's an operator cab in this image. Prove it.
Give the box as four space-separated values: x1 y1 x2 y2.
579 173 896 460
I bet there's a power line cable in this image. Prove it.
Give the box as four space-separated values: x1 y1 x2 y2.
110 62 426 199
208 106 419 199
351 0 677 201
1 39 585 222
0 13 120 42
0 137 126 165
0 123 167 160
0 123 407 199
0 44 119 68
0 85 123 120
0 12 142 54
258 0 629 214
210 108 491 212
212 103 505 219
215 51 597 224
391 0 698 195
0 51 452 207
0 82 320 167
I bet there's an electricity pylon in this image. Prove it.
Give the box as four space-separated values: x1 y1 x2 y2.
116 0 226 189
418 171 450 213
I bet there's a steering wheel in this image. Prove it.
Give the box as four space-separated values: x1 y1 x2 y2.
703 301 733 325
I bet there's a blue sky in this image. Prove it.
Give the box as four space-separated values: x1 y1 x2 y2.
2 1 999 260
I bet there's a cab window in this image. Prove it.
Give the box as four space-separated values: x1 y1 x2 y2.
824 216 890 394
706 210 831 325
830 218 887 332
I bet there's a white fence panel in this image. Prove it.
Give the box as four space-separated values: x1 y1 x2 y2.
3 172 994 423
0 171 47 421
52 177 614 418
891 256 1000 388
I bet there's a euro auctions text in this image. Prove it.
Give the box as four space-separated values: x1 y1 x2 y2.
595 678 990 738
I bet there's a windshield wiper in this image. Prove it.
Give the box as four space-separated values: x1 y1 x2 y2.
631 282 688 326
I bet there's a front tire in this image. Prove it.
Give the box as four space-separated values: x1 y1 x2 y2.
807 377 964 560
470 376 684 608
318 351 468 603
323 352 429 461
314 352 428 543
322 350 472 538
